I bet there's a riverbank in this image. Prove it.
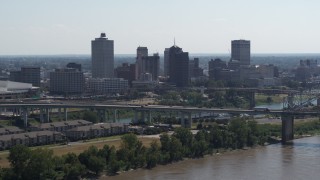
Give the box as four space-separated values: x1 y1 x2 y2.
100 143 274 180
103 136 320 180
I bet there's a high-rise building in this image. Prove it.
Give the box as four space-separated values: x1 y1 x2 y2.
115 63 136 86
208 58 227 80
231 40 250 66
168 45 189 87
164 48 170 76
49 68 85 95
91 33 114 78
136 47 160 81
189 58 204 78
137 46 148 58
9 67 41 87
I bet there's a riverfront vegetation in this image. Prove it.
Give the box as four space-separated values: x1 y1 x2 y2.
0 118 275 179
1 118 320 179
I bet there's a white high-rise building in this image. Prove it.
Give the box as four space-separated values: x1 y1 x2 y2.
91 33 114 78
231 40 250 66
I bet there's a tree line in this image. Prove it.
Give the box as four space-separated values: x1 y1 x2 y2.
0 119 278 179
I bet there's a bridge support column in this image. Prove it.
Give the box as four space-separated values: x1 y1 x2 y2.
23 108 28 128
98 109 106 122
46 108 50 122
141 111 145 123
113 109 118 123
40 108 44 123
186 112 192 128
133 110 138 124
249 92 255 109
58 108 62 120
64 108 68 121
180 112 192 128
180 112 185 127
281 114 294 143
148 110 152 123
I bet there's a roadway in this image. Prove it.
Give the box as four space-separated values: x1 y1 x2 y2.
0 103 318 116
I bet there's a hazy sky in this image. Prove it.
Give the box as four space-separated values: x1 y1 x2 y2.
1 0 320 55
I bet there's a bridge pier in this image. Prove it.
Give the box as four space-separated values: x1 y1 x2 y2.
249 92 255 109
281 114 294 143
180 112 192 128
40 108 44 123
97 109 106 122
134 110 138 124
22 108 28 128
148 110 152 123
64 108 68 121
46 108 50 122
141 111 145 123
113 109 118 122
58 108 62 120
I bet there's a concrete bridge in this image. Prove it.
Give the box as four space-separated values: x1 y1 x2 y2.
0 103 318 143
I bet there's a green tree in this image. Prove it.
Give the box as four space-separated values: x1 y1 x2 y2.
24 148 56 180
228 118 249 148
146 140 161 169
169 136 183 162
8 145 31 179
62 153 86 180
173 128 194 157
107 146 120 175
87 156 105 175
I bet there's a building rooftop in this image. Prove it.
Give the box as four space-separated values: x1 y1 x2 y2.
0 131 64 141
31 120 92 129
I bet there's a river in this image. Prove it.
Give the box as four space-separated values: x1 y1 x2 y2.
104 136 320 180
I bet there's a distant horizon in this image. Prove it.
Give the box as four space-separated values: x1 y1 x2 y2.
1 53 320 57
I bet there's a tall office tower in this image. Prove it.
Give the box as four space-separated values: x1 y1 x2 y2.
136 47 160 81
231 40 250 66
168 45 189 87
91 33 114 78
137 46 148 58
136 46 148 79
164 48 170 76
9 67 41 87
143 53 160 81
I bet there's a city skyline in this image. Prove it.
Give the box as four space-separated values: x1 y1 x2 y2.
1 0 320 55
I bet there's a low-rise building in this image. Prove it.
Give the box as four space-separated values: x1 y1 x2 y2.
0 80 39 100
0 131 65 150
29 120 92 132
88 78 129 95
0 126 24 135
66 123 129 141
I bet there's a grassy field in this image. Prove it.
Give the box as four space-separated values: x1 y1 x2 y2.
0 135 159 168
255 94 287 105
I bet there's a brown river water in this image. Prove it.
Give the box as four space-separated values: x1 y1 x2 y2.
103 136 320 180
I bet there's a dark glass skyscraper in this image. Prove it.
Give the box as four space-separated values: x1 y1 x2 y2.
168 45 189 87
